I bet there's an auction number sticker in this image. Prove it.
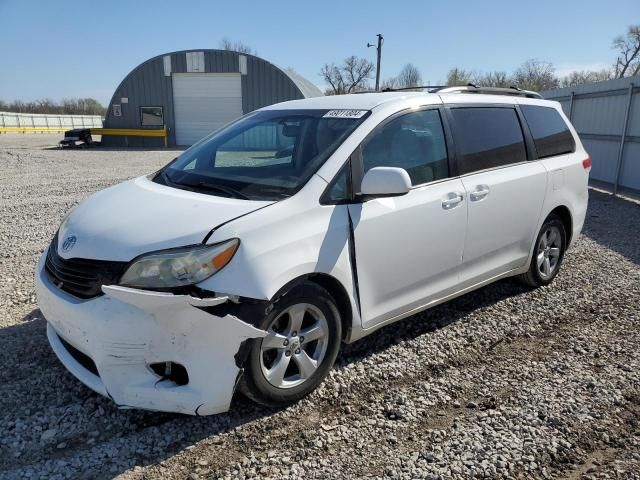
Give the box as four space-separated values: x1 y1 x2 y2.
323 109 368 119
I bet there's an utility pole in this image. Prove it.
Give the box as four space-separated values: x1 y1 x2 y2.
367 34 383 91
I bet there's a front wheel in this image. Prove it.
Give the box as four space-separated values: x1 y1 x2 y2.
518 214 567 287
239 282 342 408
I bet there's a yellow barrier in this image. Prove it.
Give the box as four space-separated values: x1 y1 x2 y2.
91 127 168 147
0 126 169 147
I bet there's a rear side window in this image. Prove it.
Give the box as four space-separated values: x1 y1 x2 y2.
521 105 576 158
451 107 527 174
361 109 449 186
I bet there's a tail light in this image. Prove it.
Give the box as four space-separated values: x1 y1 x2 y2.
582 155 592 172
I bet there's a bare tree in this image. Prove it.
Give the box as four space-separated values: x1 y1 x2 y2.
220 37 255 55
397 63 422 89
380 76 399 91
12 100 28 113
476 71 511 87
511 59 559 91
613 25 640 78
320 56 375 95
560 69 613 87
446 68 476 86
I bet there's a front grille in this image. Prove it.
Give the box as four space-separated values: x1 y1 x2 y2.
58 334 100 377
45 234 128 299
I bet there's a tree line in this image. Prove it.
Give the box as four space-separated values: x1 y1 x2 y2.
0 98 106 116
321 24 640 94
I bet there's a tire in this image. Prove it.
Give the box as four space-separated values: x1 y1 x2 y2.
517 214 567 287
239 282 342 408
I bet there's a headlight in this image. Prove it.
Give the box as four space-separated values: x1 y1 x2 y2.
119 239 239 289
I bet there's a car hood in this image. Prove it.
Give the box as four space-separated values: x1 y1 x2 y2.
57 175 272 261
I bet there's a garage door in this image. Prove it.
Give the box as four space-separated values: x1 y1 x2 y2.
172 73 243 146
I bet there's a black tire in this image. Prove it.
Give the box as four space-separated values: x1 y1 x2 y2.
517 214 567 287
239 282 342 408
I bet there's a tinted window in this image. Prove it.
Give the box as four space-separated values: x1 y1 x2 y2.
521 105 575 158
362 109 449 186
451 107 527 174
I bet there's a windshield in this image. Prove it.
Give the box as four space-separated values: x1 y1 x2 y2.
155 109 369 200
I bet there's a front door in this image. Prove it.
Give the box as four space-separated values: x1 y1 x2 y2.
347 108 467 328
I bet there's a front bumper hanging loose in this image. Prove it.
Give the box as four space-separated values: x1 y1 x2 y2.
35 251 266 416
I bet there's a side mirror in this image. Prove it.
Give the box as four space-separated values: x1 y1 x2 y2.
360 167 411 197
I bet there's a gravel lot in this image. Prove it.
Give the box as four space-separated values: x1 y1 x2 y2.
1 134 639 480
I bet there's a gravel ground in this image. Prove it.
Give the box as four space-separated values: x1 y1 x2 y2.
1 134 638 480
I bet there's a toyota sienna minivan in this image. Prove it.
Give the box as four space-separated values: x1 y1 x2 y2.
36 86 590 415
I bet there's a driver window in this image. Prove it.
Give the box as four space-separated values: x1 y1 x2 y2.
362 109 449 186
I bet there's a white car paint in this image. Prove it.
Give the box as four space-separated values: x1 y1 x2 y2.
57 176 271 261
360 167 412 196
36 90 589 415
347 177 467 325
458 161 548 286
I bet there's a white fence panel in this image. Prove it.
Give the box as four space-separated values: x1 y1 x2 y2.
0 112 103 130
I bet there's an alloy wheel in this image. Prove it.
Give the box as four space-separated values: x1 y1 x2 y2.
536 225 562 279
259 303 329 389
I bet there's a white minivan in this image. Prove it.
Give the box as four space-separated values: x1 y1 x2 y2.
36 86 590 415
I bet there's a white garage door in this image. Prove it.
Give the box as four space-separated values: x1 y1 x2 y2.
172 73 243 146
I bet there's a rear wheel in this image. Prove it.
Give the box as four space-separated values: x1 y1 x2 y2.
239 282 342 407
518 214 567 287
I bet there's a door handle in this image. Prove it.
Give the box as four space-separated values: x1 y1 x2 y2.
469 184 490 202
442 192 464 210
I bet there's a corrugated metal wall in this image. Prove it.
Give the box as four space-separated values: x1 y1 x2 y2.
103 50 317 147
542 76 640 193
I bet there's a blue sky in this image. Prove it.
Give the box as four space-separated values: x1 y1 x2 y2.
0 0 637 105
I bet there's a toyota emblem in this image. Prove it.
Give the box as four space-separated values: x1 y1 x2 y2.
62 235 77 252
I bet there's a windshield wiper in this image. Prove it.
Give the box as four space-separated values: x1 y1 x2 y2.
159 171 247 199
159 170 177 187
158 170 196 191
191 181 250 200
253 186 292 199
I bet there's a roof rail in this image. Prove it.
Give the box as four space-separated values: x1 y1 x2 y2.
380 85 449 92
437 84 543 99
350 84 543 98
351 85 449 94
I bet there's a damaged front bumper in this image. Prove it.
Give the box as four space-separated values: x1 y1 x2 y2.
35 251 266 416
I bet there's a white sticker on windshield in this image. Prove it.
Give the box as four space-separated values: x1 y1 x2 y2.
323 109 368 119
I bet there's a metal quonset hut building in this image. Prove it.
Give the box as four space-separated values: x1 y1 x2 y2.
102 49 322 147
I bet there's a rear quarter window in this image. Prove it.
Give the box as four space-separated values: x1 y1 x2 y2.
450 107 527 174
521 105 576 158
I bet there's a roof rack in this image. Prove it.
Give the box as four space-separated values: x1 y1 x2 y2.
436 84 543 99
380 85 449 92
352 84 542 99
351 85 448 94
